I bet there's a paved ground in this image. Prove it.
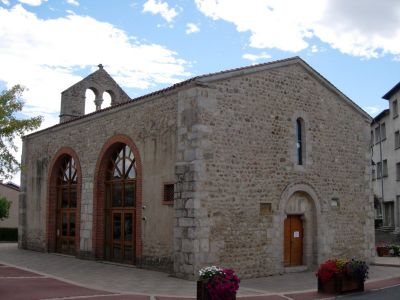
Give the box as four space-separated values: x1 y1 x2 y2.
340 285 400 300
1 243 400 299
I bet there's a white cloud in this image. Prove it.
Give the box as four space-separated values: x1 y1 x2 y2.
1 0 10 5
18 0 44 6
364 106 384 116
0 5 189 124
66 0 79 6
186 23 200 34
242 52 271 62
143 0 178 23
0 4 190 183
195 0 400 59
311 45 319 53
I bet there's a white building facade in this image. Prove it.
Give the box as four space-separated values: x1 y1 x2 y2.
371 82 400 233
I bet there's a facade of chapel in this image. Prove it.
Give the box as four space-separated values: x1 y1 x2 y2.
19 57 375 279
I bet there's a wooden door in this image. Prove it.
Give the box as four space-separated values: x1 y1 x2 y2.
56 157 77 255
108 210 134 263
104 144 137 264
56 208 76 255
284 215 303 266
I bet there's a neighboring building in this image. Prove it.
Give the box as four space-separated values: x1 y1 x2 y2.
0 181 20 229
371 82 400 233
19 57 374 279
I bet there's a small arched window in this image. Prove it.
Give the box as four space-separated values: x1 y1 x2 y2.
296 118 305 165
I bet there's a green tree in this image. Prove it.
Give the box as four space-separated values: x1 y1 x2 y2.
0 85 42 179
0 196 11 221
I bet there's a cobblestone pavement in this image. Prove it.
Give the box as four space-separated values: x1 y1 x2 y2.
1 243 400 299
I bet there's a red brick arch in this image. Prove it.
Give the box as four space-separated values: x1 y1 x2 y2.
92 134 142 262
47 147 82 254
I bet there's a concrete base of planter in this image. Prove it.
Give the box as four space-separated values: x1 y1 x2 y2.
197 280 210 300
318 276 364 294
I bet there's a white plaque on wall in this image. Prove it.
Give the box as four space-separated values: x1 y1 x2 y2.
293 231 300 238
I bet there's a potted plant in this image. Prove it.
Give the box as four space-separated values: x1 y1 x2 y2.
197 266 240 300
376 243 390 256
390 245 400 256
316 258 369 294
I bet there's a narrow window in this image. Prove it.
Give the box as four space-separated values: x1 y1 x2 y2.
396 163 400 181
375 126 380 143
393 100 398 118
383 159 388 177
372 168 376 181
370 130 374 147
377 162 382 179
163 183 174 205
296 118 305 165
395 131 400 149
381 123 386 140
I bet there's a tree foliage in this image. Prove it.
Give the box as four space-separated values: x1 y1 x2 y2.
0 196 11 221
0 85 42 179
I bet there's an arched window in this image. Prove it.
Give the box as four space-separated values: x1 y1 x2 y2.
56 155 77 254
105 144 136 263
296 118 305 166
85 88 97 114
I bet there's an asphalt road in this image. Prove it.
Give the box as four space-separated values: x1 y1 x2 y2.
340 285 400 300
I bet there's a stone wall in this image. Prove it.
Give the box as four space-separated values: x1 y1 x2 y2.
173 63 374 279
20 92 178 271
21 58 374 279
60 66 131 123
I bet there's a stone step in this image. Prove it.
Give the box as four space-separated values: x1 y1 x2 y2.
376 226 396 232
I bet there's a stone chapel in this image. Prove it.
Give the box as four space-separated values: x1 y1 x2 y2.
19 57 375 279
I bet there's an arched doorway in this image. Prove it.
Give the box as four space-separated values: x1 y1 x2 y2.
47 148 81 255
280 184 320 270
104 144 136 263
56 156 78 254
93 135 142 264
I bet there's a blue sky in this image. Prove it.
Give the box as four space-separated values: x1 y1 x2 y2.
1 0 400 182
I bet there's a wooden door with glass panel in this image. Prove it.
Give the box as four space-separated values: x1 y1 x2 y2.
56 156 77 255
105 145 136 263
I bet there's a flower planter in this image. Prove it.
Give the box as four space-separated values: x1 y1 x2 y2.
197 280 210 300
197 280 237 300
376 246 390 257
318 275 364 294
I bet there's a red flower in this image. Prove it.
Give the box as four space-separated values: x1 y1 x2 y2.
206 268 240 300
316 260 339 283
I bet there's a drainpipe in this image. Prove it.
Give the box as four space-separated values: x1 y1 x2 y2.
378 122 384 226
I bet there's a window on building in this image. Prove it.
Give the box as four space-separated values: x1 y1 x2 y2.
163 183 174 205
393 99 398 118
372 168 376 181
375 126 381 143
395 131 400 149
383 159 388 177
397 163 400 181
104 144 136 263
296 118 305 166
370 130 374 147
381 123 386 140
377 162 382 179
56 155 78 255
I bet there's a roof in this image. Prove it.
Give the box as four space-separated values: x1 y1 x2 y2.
383 81 400 100
24 56 371 138
371 109 389 124
0 181 20 191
